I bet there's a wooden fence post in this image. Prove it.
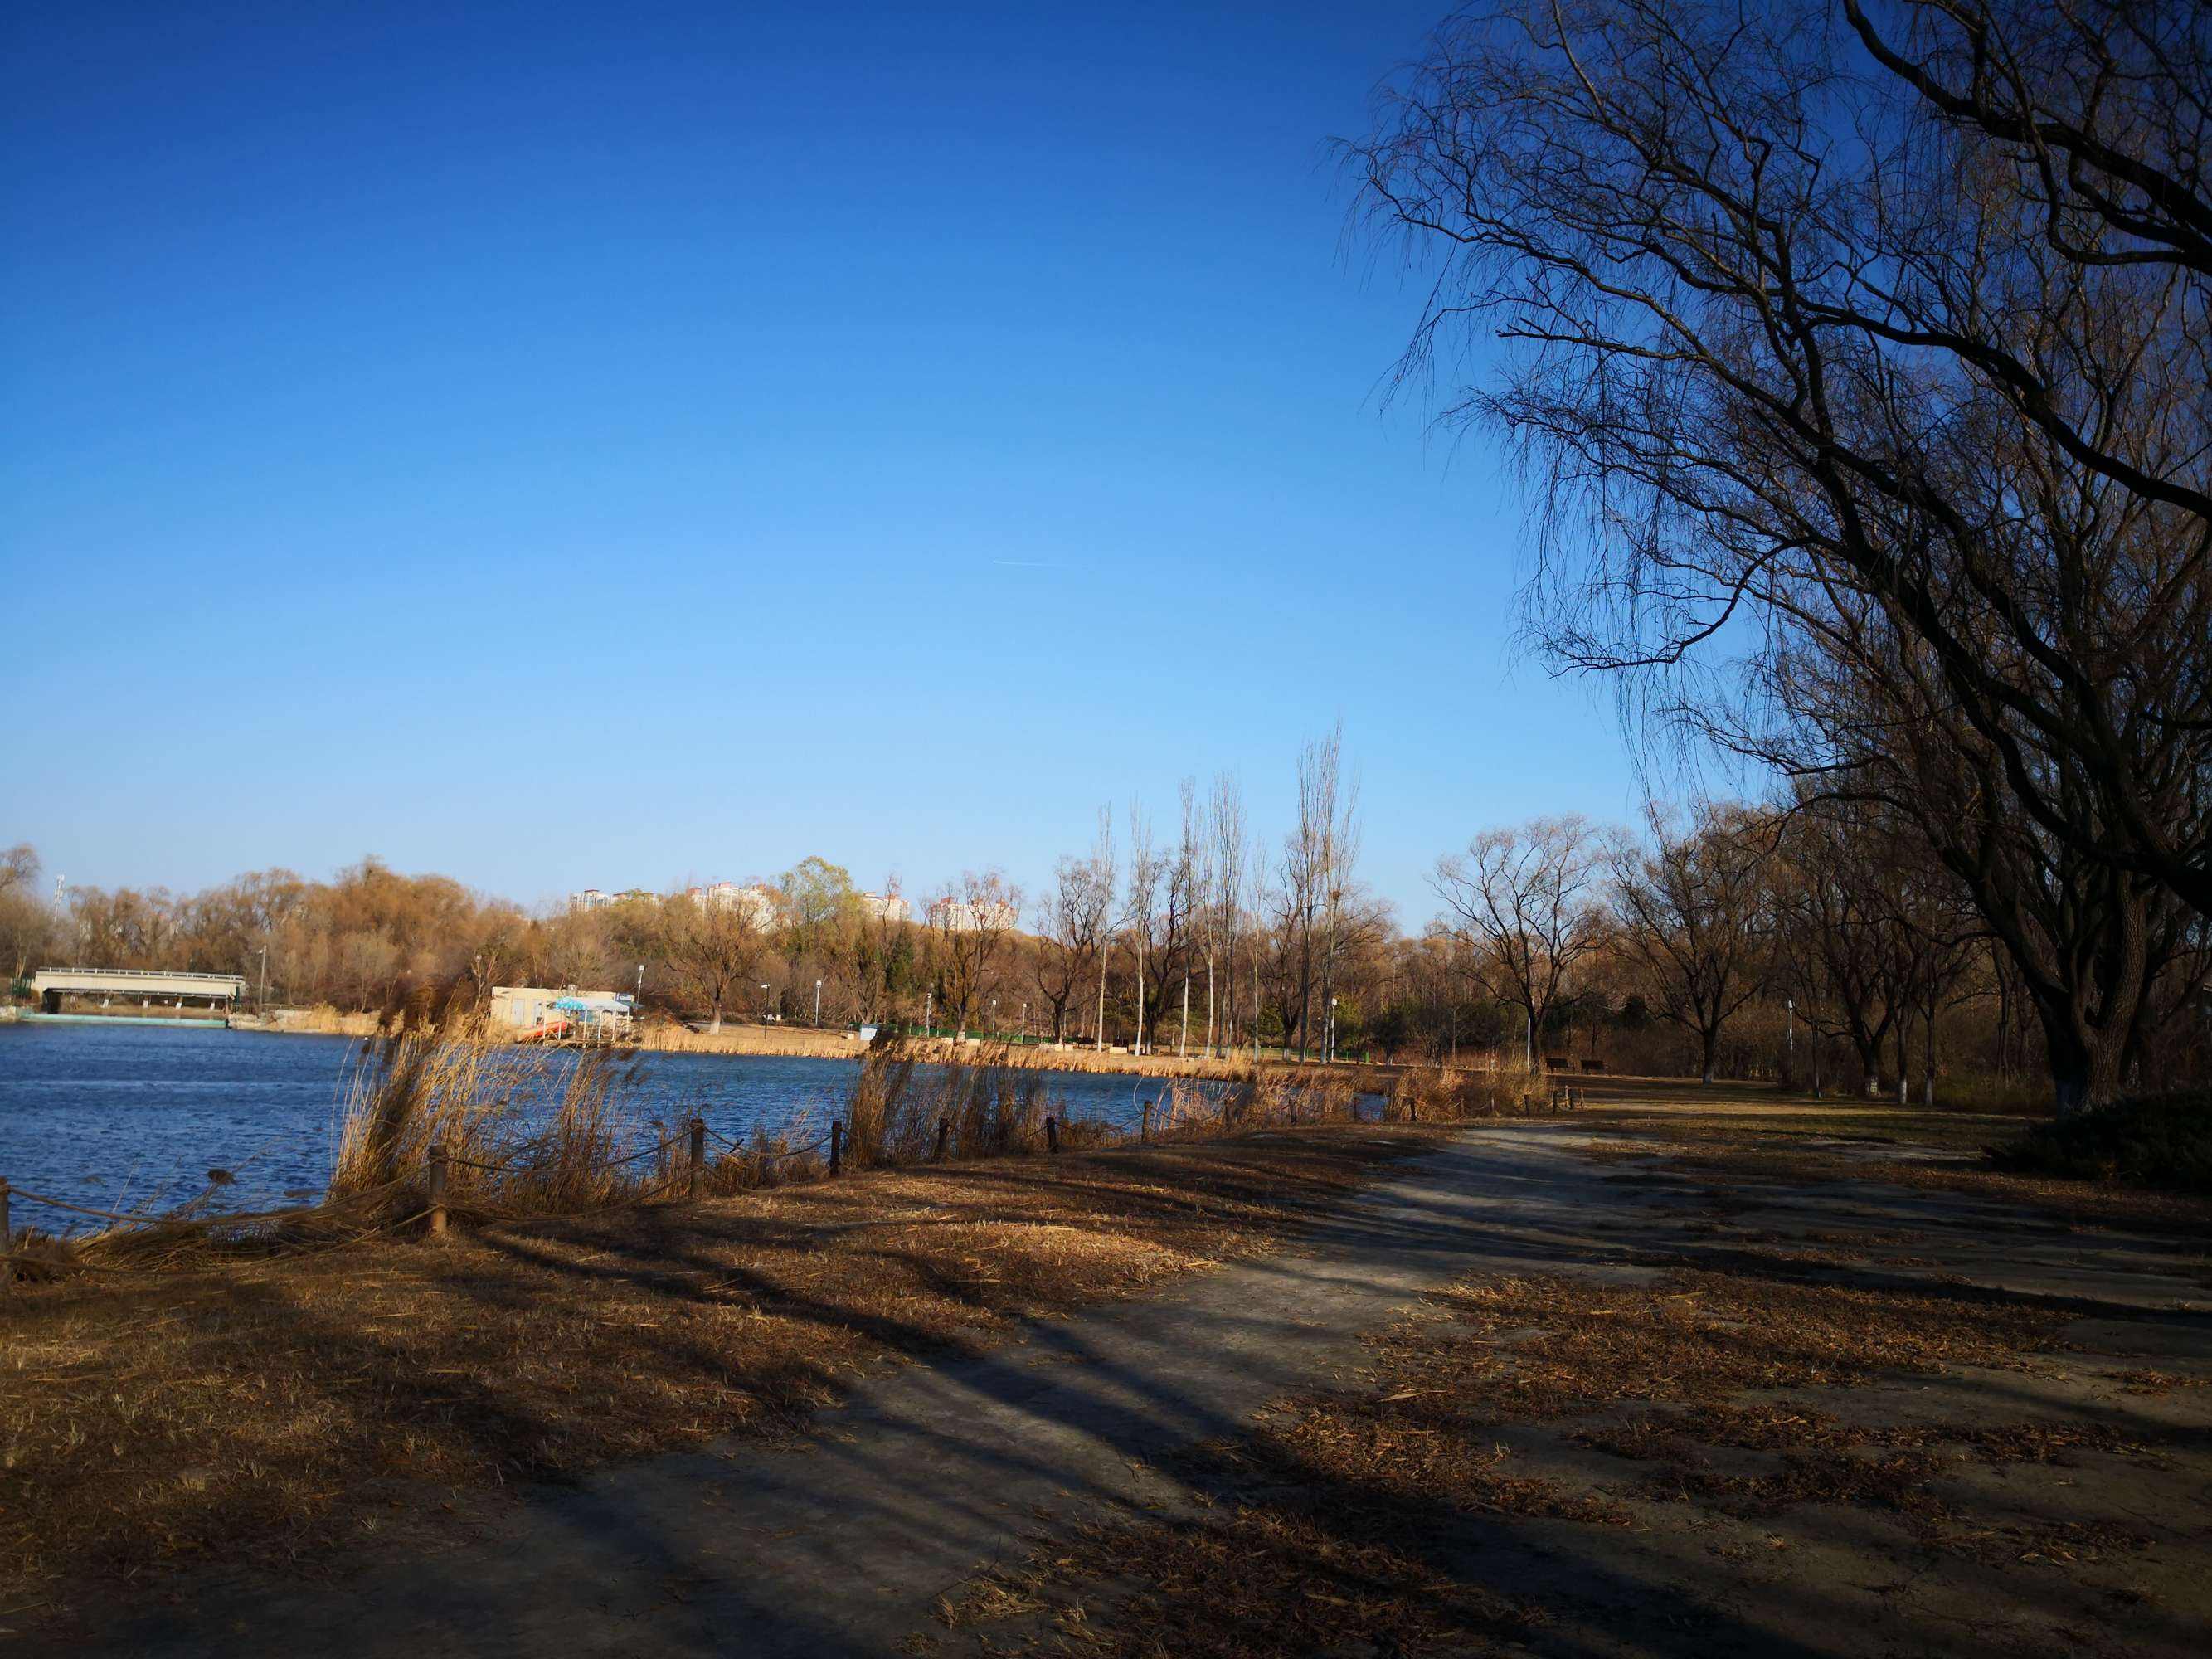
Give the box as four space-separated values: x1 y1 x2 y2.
1046 1115 1060 1154
935 1117 951 1161
688 1116 707 1199
829 1120 843 1177
428 1141 449 1238
1140 1101 1151 1143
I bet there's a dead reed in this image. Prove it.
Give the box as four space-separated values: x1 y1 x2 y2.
1382 1058 1545 1122
845 1040 1082 1165
330 1026 672 1219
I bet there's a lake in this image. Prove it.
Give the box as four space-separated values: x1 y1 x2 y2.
0 1021 1289 1233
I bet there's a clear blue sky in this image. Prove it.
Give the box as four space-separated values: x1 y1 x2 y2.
3 0 1638 927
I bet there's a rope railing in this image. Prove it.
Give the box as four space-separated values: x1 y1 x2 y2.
4 1171 414 1230
702 1123 834 1160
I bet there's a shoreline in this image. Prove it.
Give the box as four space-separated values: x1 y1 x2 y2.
197 1009 1409 1088
630 1019 1405 1086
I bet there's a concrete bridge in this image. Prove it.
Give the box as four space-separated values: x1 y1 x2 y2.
28 967 248 1016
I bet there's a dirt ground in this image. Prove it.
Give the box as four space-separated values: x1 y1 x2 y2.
12 1085 2210 1658
0 1126 1437 1644
943 1099 2211 1658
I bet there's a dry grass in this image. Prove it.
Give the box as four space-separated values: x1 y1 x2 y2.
634 1020 869 1058
0 1126 1441 1627
956 1214 2176 1655
1383 1058 1556 1121
1593 1133 2212 1234
929 1503 1545 1659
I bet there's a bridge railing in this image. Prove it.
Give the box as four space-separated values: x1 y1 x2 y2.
32 967 249 985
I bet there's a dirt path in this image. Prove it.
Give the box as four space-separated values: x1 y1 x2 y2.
58 1124 2212 1658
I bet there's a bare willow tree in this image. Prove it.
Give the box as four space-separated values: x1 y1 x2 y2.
1433 815 1613 1068
1608 804 1772 1084
1349 0 2212 1107
0 843 56 986
658 892 764 1033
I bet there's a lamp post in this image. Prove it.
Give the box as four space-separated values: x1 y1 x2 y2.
636 963 645 1003
814 978 822 1027
1328 995 1338 1065
1785 997 1796 1087
257 945 268 1012
759 982 774 1020
989 996 997 1038
924 990 932 1036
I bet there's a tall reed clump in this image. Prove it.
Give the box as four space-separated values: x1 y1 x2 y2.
1149 1067 1359 1136
844 1037 1095 1165
1383 1054 1554 1121
1383 1066 1494 1121
330 1023 668 1220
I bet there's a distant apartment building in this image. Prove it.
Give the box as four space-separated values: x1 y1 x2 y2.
857 889 911 924
926 896 1018 932
568 888 660 913
690 880 781 930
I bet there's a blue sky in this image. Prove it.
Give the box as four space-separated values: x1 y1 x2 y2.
2 0 1640 926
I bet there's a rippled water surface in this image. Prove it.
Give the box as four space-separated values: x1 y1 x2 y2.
0 1021 1271 1232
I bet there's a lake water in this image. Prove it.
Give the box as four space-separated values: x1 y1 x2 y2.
0 1021 1288 1233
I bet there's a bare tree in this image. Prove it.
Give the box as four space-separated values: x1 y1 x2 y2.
1349 0 2212 1105
930 869 1022 1037
0 843 55 985
1609 804 1772 1084
1036 847 1111 1043
1281 723 1358 1061
1433 816 1612 1068
1123 806 1158 1053
1205 772 1249 1058
1087 807 1116 1051
658 891 764 1033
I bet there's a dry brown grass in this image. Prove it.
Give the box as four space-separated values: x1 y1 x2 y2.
955 1246 2138 1655
1383 1058 1555 1121
928 1502 1546 1659
0 1126 1441 1629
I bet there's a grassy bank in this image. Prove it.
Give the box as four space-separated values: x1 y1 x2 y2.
0 1125 1445 1631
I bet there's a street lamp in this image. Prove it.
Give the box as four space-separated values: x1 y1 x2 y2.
257 944 268 1012
1328 995 1339 1064
759 981 774 1020
637 963 645 1003
989 996 997 1037
814 978 822 1027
